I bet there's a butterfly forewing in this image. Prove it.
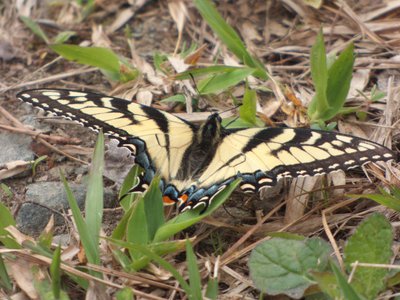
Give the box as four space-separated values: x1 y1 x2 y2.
17 89 195 182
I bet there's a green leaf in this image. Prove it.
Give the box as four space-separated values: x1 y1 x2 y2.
153 179 240 242
160 94 186 103
308 29 329 118
0 254 12 291
193 0 267 79
197 67 255 94
0 183 13 197
330 261 363 300
238 86 263 127
323 43 355 120
249 237 331 298
84 132 104 265
308 33 355 123
351 188 400 212
310 271 341 299
50 44 120 79
119 165 142 211
53 31 76 44
61 173 100 276
205 277 218 300
186 240 202 300
108 238 187 270
344 213 392 299
143 177 164 240
0 202 19 249
116 287 134 300
175 65 250 80
126 197 149 260
20 16 50 44
31 155 47 178
50 245 62 299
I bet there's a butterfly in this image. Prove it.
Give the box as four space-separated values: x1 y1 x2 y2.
18 89 395 212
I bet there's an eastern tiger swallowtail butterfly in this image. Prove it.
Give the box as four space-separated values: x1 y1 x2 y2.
17 89 395 212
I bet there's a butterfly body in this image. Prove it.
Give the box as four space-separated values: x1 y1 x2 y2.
18 89 395 212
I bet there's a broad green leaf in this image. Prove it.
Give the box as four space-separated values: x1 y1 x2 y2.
308 30 329 119
153 179 240 242
186 240 202 300
143 177 164 240
126 197 149 260
20 16 50 44
193 0 267 79
249 237 331 298
330 261 363 300
238 86 263 127
197 68 255 94
344 213 392 299
323 43 355 120
50 246 62 299
50 44 120 79
0 202 19 249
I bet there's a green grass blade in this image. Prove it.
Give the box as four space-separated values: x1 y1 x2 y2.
330 261 363 300
20 16 50 44
205 277 218 300
0 254 12 291
193 0 267 79
60 173 99 275
119 165 142 211
185 240 203 300
50 245 62 299
122 243 191 293
349 191 400 212
84 131 104 256
175 65 250 80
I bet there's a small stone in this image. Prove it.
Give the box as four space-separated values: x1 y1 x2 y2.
16 181 117 236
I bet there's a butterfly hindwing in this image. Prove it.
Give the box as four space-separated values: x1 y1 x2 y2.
193 127 394 195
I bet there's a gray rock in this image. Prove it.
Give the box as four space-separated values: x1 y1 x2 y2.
16 181 117 236
0 132 35 164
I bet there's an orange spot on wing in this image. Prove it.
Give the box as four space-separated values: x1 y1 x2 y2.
162 196 176 205
179 193 188 203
